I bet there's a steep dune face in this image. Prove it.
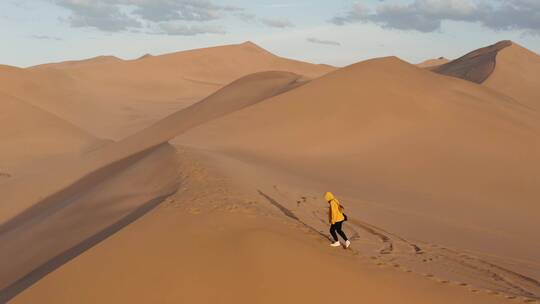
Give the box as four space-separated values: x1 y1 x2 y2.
0 71 303 298
1 42 334 139
0 143 180 300
177 57 540 264
0 91 98 175
432 40 512 83
432 41 540 109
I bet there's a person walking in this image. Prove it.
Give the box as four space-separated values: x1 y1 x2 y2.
325 192 350 248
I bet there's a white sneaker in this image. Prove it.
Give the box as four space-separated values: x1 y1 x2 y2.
330 241 341 247
345 240 351 248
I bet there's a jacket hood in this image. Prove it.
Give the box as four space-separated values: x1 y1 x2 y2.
324 192 335 202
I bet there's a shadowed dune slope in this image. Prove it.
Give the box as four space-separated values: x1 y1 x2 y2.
0 143 180 301
433 40 512 84
0 42 334 138
177 57 540 264
0 71 303 297
0 91 98 175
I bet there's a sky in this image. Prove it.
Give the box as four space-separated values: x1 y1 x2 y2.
1 0 539 67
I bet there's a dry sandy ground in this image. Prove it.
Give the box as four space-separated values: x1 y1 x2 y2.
10 147 522 304
1 41 540 303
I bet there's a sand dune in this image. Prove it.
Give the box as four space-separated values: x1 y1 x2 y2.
0 143 179 300
433 41 540 109
483 43 540 110
0 71 303 300
1 42 333 139
2 41 539 303
31 55 123 70
10 147 514 304
177 57 540 273
0 71 303 224
0 90 98 176
416 57 449 68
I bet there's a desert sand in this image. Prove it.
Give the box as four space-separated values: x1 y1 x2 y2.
1 41 539 303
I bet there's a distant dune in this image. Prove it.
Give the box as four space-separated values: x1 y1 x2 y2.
0 42 334 139
0 90 98 175
432 41 512 83
31 55 123 70
483 42 540 110
416 57 450 68
432 41 540 109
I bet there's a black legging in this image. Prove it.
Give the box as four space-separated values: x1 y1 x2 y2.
330 221 348 242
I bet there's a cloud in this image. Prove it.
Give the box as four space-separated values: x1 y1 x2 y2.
159 22 226 36
53 0 298 34
30 35 63 41
235 12 257 22
261 17 294 28
331 0 540 35
481 0 540 35
130 0 241 22
307 37 341 46
330 3 371 26
54 0 242 32
264 3 304 8
55 0 141 32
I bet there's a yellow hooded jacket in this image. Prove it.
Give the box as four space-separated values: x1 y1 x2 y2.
325 192 345 224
